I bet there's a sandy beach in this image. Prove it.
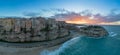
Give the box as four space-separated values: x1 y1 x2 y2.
0 32 80 55
0 37 66 55
0 44 61 55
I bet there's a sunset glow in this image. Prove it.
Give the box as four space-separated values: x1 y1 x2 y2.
65 17 120 25
65 20 88 24
100 21 120 25
64 16 99 24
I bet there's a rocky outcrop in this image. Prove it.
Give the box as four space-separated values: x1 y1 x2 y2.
0 17 70 42
78 25 109 37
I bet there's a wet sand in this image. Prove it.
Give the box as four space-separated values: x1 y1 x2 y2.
0 45 61 55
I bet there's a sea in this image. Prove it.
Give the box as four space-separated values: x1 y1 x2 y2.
41 25 120 55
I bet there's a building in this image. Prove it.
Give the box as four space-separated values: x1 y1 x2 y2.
31 17 46 32
25 19 32 31
20 18 26 28
14 19 21 33
3 18 15 32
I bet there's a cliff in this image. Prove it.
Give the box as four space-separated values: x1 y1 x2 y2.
0 17 70 42
0 17 109 48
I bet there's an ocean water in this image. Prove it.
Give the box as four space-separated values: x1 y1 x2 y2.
41 25 120 55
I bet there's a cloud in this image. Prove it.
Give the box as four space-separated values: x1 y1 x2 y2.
51 9 120 24
103 9 120 22
100 21 120 25
22 9 120 24
23 12 40 17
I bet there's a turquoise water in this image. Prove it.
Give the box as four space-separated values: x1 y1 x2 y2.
41 25 120 55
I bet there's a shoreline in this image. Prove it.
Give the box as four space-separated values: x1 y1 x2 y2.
0 33 80 55
0 44 61 55
0 34 72 48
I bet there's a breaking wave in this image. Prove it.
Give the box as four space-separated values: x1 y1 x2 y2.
40 26 120 55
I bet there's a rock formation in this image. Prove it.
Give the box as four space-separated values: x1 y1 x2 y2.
78 25 109 37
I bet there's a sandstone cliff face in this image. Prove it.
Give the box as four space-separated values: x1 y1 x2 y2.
0 17 70 42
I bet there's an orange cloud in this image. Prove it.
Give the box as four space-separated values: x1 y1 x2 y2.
65 16 100 24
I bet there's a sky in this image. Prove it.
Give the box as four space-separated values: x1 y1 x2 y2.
0 0 120 25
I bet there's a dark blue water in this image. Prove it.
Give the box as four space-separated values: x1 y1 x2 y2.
41 25 120 55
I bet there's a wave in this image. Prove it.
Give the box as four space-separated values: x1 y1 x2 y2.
40 32 120 55
109 32 118 37
40 36 81 55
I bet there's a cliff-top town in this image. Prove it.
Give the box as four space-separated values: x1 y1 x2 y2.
0 17 70 42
